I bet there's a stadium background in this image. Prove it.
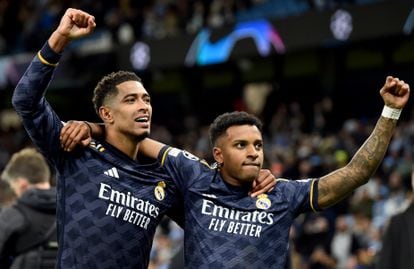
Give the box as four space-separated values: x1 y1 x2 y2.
0 0 414 268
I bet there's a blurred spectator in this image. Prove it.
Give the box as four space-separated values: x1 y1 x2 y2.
0 181 15 210
330 214 359 269
0 147 57 269
186 0 205 34
375 167 414 269
382 171 411 220
293 213 333 268
2 0 386 55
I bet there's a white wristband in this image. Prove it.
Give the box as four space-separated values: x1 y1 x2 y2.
381 105 401 120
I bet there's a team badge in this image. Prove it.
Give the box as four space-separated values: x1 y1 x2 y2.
154 181 166 201
89 141 105 152
256 194 271 209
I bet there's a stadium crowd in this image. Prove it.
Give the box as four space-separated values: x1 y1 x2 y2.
0 0 406 268
0 0 378 55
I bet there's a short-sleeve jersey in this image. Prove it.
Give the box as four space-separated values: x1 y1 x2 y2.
12 43 182 269
159 147 319 268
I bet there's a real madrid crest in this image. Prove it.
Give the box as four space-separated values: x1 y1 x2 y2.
154 181 166 201
256 194 271 209
89 141 105 152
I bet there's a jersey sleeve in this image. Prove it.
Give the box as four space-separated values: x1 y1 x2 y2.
278 178 320 215
11 42 64 166
158 146 211 194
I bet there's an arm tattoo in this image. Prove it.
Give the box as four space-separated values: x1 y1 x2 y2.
318 117 397 209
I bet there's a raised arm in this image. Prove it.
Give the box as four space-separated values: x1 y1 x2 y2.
11 8 95 114
317 76 410 209
12 8 95 161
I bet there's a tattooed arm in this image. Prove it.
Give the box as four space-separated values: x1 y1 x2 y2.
317 76 410 209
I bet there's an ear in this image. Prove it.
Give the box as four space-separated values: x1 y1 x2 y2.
12 177 29 197
212 147 223 164
99 106 113 123
19 178 29 193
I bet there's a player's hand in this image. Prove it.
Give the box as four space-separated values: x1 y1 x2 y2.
56 8 96 40
60 120 91 152
380 76 410 109
250 169 277 197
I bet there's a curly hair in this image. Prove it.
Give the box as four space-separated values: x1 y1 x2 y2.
92 71 142 115
209 111 263 147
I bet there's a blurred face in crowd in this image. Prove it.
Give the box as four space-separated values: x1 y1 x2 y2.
213 124 264 186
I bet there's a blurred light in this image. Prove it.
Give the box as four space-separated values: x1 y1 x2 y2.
403 8 414 35
130 42 150 70
118 23 134 44
330 9 353 41
0 58 10 89
185 19 285 66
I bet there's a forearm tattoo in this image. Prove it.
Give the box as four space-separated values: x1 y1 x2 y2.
318 117 397 208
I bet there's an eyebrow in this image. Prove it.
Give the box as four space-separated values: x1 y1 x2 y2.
232 139 263 144
123 92 151 99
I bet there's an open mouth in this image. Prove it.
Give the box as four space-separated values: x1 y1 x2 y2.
135 116 149 123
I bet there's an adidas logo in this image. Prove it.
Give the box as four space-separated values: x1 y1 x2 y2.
104 167 119 178
201 193 217 199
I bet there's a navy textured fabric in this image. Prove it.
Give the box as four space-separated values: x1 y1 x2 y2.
12 43 181 269
160 147 319 268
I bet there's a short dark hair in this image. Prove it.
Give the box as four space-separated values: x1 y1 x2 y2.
92 71 142 115
209 111 263 147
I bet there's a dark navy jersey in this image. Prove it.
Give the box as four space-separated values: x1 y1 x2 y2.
12 43 182 269
159 147 319 269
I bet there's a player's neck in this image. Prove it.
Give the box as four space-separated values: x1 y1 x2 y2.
33 182 51 190
219 171 250 189
105 131 140 160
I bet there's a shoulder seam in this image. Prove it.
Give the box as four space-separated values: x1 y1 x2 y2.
160 147 173 166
